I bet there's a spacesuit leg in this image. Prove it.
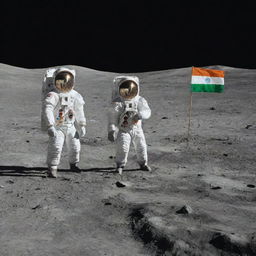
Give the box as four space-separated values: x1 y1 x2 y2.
116 131 131 167
133 129 148 166
47 129 65 167
66 125 81 164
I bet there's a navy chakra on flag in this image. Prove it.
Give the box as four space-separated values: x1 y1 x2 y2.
205 77 211 83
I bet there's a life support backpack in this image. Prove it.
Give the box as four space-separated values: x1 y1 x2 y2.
41 67 58 131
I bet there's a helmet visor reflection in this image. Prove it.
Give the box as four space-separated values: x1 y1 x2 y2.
55 71 74 92
119 80 138 100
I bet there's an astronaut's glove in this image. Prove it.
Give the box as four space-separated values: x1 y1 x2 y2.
108 130 116 142
132 113 142 122
47 126 57 137
80 126 86 138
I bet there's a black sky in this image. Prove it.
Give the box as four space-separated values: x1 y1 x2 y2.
1 1 255 72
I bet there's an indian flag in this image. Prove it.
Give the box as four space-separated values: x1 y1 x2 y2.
191 67 224 93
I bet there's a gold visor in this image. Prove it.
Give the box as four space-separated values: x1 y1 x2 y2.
55 71 74 92
119 80 138 100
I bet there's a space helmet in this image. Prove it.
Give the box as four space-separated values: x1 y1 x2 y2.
112 76 139 102
119 80 138 100
54 67 76 93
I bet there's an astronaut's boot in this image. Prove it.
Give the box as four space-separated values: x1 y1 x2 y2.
70 163 81 173
116 167 123 175
140 164 152 172
48 166 58 178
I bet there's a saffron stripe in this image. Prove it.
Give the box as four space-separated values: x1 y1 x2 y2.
192 67 224 78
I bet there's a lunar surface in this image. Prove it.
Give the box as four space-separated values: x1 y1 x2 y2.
0 63 256 256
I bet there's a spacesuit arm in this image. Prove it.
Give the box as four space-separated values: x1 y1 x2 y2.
137 97 151 120
108 102 122 132
74 94 86 127
43 92 59 127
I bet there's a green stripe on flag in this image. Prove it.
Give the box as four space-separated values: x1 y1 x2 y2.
191 84 224 93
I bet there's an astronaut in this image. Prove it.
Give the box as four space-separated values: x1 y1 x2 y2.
42 67 86 178
108 76 151 175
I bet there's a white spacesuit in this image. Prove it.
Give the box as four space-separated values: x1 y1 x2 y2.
108 76 151 174
42 67 86 178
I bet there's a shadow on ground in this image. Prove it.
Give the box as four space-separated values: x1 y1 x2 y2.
0 166 141 177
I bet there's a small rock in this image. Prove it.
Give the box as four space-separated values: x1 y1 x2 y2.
210 232 252 254
0 185 4 188
102 199 112 205
211 186 222 190
176 205 193 214
26 140 30 143
7 180 14 184
116 181 126 188
162 117 168 119
32 204 41 210
247 184 255 188
210 107 216 110
245 124 252 129
109 156 114 159
223 153 228 157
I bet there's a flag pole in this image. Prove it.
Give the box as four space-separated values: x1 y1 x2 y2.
187 91 193 146
186 67 193 147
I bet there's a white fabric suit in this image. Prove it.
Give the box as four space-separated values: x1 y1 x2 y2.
43 68 86 168
108 76 151 168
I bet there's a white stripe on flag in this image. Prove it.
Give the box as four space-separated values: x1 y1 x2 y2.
191 76 224 85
